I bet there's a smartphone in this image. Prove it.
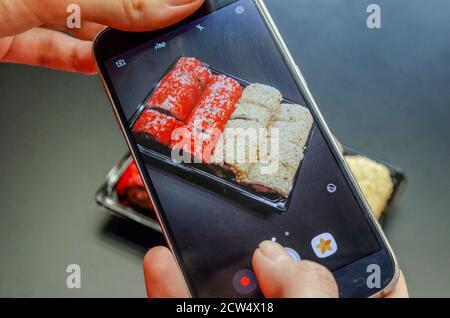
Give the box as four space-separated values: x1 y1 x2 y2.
94 0 399 298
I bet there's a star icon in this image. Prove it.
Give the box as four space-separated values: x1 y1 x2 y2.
316 238 333 254
311 232 337 258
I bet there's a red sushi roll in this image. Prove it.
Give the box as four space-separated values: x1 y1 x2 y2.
115 161 153 212
185 74 243 133
147 57 211 121
132 109 183 146
176 57 211 84
173 75 242 163
172 128 223 163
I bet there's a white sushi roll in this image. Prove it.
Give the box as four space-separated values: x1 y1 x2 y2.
246 138 301 197
211 119 263 181
241 104 313 197
230 103 271 126
269 110 313 148
261 138 302 171
239 83 282 113
243 163 295 197
273 103 310 123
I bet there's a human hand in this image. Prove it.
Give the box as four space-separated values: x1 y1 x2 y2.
0 0 204 74
143 241 409 297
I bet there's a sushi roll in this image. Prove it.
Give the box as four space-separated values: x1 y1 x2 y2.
243 163 294 197
174 75 242 163
239 83 282 113
211 119 263 181
260 138 303 171
185 74 243 133
240 104 313 197
272 103 310 122
147 57 211 121
176 57 211 83
132 109 183 146
244 137 301 197
115 161 153 212
269 109 313 147
173 127 223 164
230 102 271 126
345 155 394 220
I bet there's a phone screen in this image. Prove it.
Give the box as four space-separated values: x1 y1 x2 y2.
101 0 387 297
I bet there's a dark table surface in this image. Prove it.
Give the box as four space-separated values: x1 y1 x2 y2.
0 0 449 297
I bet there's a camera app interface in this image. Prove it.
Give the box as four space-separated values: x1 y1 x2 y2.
105 0 381 297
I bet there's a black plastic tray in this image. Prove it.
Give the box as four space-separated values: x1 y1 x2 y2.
96 149 406 232
129 57 312 213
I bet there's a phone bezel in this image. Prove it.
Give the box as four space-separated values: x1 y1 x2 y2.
93 0 399 298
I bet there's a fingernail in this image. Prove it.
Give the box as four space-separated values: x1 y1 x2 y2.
165 0 198 6
258 241 292 262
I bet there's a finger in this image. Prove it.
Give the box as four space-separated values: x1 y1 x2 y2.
385 271 409 298
0 0 205 37
252 241 339 298
42 20 105 41
143 246 189 298
0 27 96 74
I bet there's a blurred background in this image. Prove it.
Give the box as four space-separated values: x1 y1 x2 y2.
0 0 449 297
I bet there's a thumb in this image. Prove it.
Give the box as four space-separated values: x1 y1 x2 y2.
252 241 339 298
